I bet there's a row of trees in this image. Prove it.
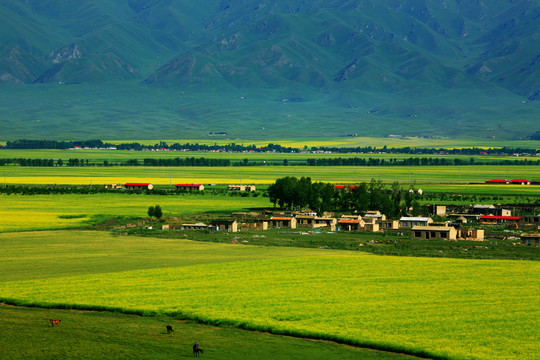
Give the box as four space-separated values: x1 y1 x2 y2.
3 139 538 155
1 156 538 168
268 177 422 217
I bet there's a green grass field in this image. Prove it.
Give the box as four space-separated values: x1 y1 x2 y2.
0 304 413 360
1 231 538 360
0 193 268 232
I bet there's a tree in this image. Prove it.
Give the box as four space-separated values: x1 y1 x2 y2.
147 205 163 220
153 205 163 220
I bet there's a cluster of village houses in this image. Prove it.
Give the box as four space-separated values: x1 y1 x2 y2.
108 182 539 246
163 204 540 246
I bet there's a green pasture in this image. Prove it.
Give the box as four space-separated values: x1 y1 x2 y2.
0 193 267 232
1 149 539 165
0 305 410 360
1 231 538 360
2 165 540 188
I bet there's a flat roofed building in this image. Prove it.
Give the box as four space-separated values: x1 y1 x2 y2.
364 223 380 232
460 228 484 241
228 185 256 191
338 219 364 231
269 216 297 229
379 220 399 230
176 184 204 191
363 211 386 222
521 233 540 246
341 214 362 221
241 219 268 231
399 217 433 228
523 215 540 224
210 220 238 232
510 179 531 185
125 183 154 190
181 223 208 230
480 216 523 224
412 226 457 240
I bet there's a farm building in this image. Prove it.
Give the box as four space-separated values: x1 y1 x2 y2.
472 205 511 217
485 179 509 184
338 219 364 231
228 184 256 191
125 183 153 190
296 215 337 230
509 179 531 185
379 220 399 230
434 205 447 216
520 233 540 246
334 185 358 192
412 226 457 240
105 184 123 189
240 219 268 231
269 216 297 229
485 179 530 185
399 217 433 228
176 184 204 191
364 223 380 232
460 228 484 241
363 210 386 222
523 215 540 225
209 220 238 232
479 216 523 224
181 223 208 230
447 213 481 222
341 214 362 221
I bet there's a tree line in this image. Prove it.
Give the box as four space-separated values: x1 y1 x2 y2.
268 177 423 217
1 156 538 168
2 139 538 155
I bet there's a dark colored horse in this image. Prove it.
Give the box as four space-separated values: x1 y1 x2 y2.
193 345 203 357
166 325 174 334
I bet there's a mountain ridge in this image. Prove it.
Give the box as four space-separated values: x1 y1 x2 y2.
1 0 540 140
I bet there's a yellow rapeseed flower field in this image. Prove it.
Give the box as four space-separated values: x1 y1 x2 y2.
1 235 538 360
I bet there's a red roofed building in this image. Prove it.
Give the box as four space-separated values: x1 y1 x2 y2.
480 215 523 224
338 219 364 231
334 185 358 192
485 179 509 184
269 216 297 229
176 184 204 191
509 179 531 185
125 183 153 190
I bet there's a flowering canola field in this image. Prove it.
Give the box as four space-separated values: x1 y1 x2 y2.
1 232 538 360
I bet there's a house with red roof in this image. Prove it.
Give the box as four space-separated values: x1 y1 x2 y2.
269 216 297 229
125 183 153 190
176 184 204 191
480 216 523 224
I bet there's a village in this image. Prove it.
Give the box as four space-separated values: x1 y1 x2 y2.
110 182 540 247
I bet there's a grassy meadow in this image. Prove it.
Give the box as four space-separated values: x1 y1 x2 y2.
0 304 412 360
0 193 268 232
1 231 538 360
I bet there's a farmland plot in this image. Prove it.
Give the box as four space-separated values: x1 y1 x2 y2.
0 231 538 360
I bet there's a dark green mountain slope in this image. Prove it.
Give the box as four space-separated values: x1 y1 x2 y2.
1 0 540 140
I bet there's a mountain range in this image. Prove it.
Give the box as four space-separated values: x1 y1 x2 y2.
1 0 540 140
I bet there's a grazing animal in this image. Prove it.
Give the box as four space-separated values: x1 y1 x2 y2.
193 344 203 357
166 325 174 334
50 319 61 327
